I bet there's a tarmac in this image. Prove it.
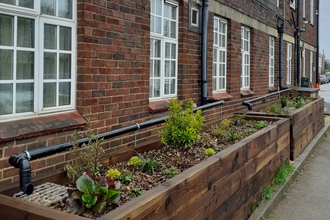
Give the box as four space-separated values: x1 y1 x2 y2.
249 110 330 220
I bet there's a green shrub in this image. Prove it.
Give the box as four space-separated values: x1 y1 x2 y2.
204 148 215 156
127 156 142 166
162 167 179 177
106 169 121 179
158 98 204 148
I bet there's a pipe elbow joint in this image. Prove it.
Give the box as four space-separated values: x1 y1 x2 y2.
18 159 34 195
242 102 253 111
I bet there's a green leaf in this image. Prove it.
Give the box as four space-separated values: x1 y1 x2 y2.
92 200 107 213
76 175 94 194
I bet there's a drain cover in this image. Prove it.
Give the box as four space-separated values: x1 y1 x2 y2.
13 182 68 207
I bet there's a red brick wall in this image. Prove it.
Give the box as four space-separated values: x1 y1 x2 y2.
0 0 318 190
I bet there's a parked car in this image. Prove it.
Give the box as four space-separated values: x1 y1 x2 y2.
320 75 328 84
325 72 330 82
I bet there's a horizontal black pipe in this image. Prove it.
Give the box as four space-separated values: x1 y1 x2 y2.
9 100 224 194
242 88 291 111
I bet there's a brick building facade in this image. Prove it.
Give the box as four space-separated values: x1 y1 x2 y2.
0 0 318 191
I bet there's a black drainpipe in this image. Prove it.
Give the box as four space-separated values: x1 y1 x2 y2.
316 0 320 84
9 100 224 195
278 23 284 90
201 0 209 105
295 0 301 87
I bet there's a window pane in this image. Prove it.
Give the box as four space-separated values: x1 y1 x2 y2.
155 17 161 34
59 26 71 50
164 79 169 95
154 40 161 57
17 17 34 48
164 60 169 77
0 49 13 80
0 14 13 46
19 0 33 8
151 15 155 33
0 0 15 4
59 82 70 105
41 0 56 16
58 0 72 19
171 43 176 59
153 79 160 97
150 60 153 77
43 82 56 107
44 52 57 79
170 61 175 77
165 43 170 58
59 53 71 79
164 19 169 37
213 49 217 62
171 6 176 19
213 63 216 77
0 83 13 115
17 51 34 79
155 0 162 15
16 83 33 113
44 24 57 49
212 78 216 91
170 21 176 38
154 60 160 77
192 9 198 25
164 4 170 18
170 79 175 94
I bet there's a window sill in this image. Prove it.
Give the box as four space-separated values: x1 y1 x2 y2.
240 89 255 97
0 112 86 142
149 100 170 114
212 92 233 101
268 87 278 92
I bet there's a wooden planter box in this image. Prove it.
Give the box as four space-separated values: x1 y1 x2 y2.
0 117 290 220
246 98 324 160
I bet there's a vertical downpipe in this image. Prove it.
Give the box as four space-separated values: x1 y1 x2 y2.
296 0 301 86
201 0 209 105
278 24 284 90
316 0 320 84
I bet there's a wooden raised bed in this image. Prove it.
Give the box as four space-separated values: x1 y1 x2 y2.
246 98 324 160
0 117 290 220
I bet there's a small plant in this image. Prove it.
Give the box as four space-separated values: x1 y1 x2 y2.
158 98 204 148
256 121 267 129
162 167 179 177
127 156 142 166
204 148 215 156
271 104 282 114
262 185 273 201
211 124 226 137
233 114 246 125
65 119 105 181
274 162 293 186
220 118 232 129
141 156 159 175
280 95 288 108
227 131 240 141
106 169 121 179
128 187 144 197
119 170 134 184
293 96 305 108
66 172 120 214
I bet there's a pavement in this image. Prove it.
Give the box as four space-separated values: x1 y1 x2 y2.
249 107 330 220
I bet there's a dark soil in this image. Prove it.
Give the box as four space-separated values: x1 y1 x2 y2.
51 119 274 219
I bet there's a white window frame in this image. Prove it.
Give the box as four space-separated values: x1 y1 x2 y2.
0 1 76 121
190 6 199 27
212 17 227 92
287 43 292 84
310 51 313 82
241 27 250 89
150 0 178 100
290 0 296 9
277 0 279 7
269 37 275 87
310 0 314 25
303 0 306 18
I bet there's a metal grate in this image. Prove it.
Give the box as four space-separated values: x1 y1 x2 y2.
13 182 68 207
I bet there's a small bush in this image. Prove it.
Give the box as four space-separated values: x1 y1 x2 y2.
158 98 204 148
106 169 121 179
162 167 179 177
204 148 215 156
127 156 142 166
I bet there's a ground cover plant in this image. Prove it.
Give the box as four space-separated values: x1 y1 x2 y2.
51 99 275 219
260 94 313 115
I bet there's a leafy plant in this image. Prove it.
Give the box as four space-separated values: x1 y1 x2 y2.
158 98 204 148
262 185 273 201
211 124 226 137
66 172 120 214
128 187 144 197
256 121 267 129
119 170 134 184
65 119 105 181
271 104 282 114
204 148 215 156
274 162 293 186
227 131 240 141
292 96 305 108
280 95 288 108
127 156 142 166
220 118 232 129
141 156 159 175
106 169 121 179
233 114 246 125
162 167 179 177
